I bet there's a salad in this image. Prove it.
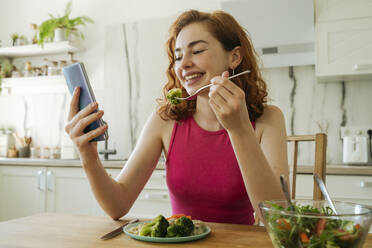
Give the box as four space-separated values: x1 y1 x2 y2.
264 203 365 248
166 88 182 105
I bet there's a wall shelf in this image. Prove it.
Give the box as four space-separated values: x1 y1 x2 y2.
1 76 67 95
0 41 81 58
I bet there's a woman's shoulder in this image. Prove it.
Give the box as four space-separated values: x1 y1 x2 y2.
149 109 175 132
254 105 286 142
256 104 285 124
255 105 286 134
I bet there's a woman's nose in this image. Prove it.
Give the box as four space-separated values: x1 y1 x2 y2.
179 54 193 69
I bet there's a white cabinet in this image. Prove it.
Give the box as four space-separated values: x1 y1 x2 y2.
0 166 100 221
0 166 45 221
296 174 372 206
315 0 372 22
45 167 101 216
107 169 171 219
0 165 171 221
315 0 372 82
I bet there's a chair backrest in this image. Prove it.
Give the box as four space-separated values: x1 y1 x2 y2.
287 133 327 200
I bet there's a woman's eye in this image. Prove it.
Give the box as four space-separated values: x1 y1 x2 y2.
193 49 205 55
175 56 182 61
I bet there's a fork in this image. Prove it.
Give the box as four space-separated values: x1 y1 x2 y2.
175 70 251 101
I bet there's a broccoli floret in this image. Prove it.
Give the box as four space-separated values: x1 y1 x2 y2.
139 223 153 236
166 88 182 105
139 215 169 237
175 216 195 236
166 224 184 237
166 216 195 237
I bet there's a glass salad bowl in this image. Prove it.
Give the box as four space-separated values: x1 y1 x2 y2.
259 200 372 248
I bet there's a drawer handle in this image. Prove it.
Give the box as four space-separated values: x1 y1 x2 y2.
152 174 166 179
37 170 45 191
353 63 372 71
143 193 169 200
360 181 372 188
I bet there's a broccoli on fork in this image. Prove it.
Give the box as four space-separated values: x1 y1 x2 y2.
139 215 169 237
166 88 182 105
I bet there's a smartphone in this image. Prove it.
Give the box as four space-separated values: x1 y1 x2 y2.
62 62 108 142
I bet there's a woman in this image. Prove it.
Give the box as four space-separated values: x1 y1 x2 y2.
65 10 288 225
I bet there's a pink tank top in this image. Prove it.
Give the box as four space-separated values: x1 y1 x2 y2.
166 115 255 225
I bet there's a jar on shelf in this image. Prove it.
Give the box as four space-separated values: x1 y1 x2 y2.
58 60 67 73
11 67 21 78
24 61 33 77
48 61 59 76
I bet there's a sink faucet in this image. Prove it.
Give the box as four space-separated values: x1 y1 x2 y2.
98 121 117 160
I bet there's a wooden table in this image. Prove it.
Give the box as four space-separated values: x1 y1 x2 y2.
0 213 371 248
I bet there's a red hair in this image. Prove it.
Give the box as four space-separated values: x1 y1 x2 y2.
156 10 268 122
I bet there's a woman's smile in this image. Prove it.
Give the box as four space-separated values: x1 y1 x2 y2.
184 72 206 87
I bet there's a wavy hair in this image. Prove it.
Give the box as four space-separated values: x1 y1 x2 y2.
156 10 268 122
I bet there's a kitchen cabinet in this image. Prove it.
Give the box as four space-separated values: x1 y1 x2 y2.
296 173 372 232
45 167 101 216
315 0 372 82
0 164 170 221
106 168 171 219
296 174 372 206
0 165 100 221
315 0 372 22
0 166 45 221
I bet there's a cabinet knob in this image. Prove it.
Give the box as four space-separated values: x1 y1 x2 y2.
360 181 372 188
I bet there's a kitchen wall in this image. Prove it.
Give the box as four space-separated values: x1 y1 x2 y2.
0 0 371 165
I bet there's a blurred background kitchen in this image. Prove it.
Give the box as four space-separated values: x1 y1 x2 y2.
0 0 371 222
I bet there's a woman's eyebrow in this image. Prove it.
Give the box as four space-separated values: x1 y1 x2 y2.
175 40 208 52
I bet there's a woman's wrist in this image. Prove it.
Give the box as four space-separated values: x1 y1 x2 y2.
227 120 255 138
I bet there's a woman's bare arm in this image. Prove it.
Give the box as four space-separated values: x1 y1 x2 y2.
82 111 166 219
65 87 166 219
228 105 288 212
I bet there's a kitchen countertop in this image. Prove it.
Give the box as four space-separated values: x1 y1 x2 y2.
0 158 371 175
1 213 371 248
0 157 166 169
296 164 372 176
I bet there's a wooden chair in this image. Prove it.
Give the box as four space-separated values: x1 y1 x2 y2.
254 133 327 225
287 133 327 200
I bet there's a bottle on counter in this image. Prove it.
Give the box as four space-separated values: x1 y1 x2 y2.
0 128 15 157
51 146 61 159
40 147 50 159
30 146 40 159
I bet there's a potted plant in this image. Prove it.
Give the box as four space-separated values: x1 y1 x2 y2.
0 60 14 93
37 1 93 46
10 33 19 46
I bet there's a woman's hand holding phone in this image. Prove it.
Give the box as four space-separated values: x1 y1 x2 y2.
65 87 108 161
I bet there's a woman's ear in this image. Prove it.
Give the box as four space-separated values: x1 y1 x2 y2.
229 46 242 70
